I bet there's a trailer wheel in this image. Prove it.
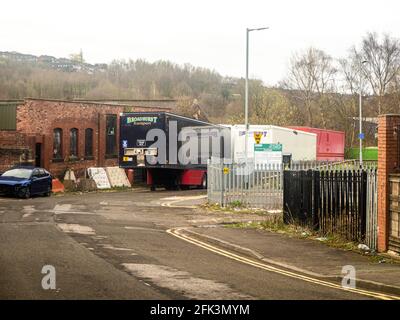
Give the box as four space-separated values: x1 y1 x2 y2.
201 174 207 189
166 184 180 191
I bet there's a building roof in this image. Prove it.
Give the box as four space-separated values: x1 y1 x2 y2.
16 98 173 110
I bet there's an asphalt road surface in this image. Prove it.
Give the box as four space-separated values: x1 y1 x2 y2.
0 189 380 299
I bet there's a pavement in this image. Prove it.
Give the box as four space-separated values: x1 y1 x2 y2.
0 189 399 300
178 226 400 295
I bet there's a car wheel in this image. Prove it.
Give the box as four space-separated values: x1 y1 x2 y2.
18 187 30 199
201 174 207 189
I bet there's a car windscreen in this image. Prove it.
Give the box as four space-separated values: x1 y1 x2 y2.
1 168 32 179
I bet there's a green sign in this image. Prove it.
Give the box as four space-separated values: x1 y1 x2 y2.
254 143 282 152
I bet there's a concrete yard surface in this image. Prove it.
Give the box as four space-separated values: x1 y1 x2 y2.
0 189 398 300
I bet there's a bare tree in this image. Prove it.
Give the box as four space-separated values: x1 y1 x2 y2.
281 47 337 127
336 57 362 146
354 32 400 114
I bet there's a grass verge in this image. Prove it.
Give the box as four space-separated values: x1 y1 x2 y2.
223 215 399 264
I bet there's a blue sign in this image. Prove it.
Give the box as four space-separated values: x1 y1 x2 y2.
358 133 365 140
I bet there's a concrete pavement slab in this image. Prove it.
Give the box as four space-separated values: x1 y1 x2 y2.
183 226 400 295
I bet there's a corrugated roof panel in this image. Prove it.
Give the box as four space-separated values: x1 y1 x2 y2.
0 104 17 130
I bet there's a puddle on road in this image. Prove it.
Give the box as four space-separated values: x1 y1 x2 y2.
57 223 96 235
122 263 252 300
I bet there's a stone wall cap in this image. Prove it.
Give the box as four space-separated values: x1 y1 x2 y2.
378 114 400 118
23 98 171 110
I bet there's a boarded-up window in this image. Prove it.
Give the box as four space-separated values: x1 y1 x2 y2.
106 115 117 156
53 128 63 159
0 104 17 130
70 128 78 158
85 128 93 157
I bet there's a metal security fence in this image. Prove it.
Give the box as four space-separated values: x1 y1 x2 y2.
289 159 377 171
366 170 378 250
283 170 315 226
207 159 377 211
316 170 367 242
389 174 400 254
207 161 283 210
283 169 378 248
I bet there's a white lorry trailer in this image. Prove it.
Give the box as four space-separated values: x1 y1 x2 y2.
220 124 317 163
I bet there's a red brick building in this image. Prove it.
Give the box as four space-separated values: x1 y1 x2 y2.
0 98 172 177
377 114 400 253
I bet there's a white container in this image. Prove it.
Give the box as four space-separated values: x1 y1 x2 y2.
220 124 317 162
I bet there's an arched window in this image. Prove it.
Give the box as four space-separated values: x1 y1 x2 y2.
106 115 117 156
70 128 78 158
85 128 93 157
53 128 63 159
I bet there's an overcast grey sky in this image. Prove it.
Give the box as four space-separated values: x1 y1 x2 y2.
1 0 399 85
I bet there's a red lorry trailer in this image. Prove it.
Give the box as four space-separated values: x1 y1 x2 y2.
119 112 224 190
287 127 345 161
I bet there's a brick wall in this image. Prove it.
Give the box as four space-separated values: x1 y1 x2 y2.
0 99 170 177
0 131 31 172
377 114 400 252
0 148 28 173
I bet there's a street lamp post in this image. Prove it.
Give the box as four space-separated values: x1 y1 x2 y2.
244 27 268 170
359 60 368 167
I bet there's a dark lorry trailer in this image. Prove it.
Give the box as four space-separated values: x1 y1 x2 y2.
119 112 225 190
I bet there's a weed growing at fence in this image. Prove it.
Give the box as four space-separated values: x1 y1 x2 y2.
229 200 245 208
318 233 359 251
202 202 272 216
225 220 398 263
226 218 312 235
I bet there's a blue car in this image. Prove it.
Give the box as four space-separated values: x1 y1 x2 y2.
0 166 53 199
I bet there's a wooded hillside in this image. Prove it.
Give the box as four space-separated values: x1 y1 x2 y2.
1 32 400 147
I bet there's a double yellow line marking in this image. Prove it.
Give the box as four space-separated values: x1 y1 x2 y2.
166 227 400 300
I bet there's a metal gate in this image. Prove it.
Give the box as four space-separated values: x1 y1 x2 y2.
207 160 283 210
389 174 400 253
283 169 377 246
316 170 367 242
283 170 315 226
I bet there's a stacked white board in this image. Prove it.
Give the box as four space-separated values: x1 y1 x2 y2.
87 167 112 189
64 169 77 182
105 167 131 188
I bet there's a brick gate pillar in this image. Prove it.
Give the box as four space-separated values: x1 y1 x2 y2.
377 114 400 252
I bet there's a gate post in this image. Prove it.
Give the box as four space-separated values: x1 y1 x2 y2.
377 114 400 252
283 170 288 224
312 170 320 231
220 162 225 207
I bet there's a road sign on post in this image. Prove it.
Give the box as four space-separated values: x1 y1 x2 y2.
253 132 263 144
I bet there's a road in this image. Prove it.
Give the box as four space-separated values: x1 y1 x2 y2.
0 189 383 299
